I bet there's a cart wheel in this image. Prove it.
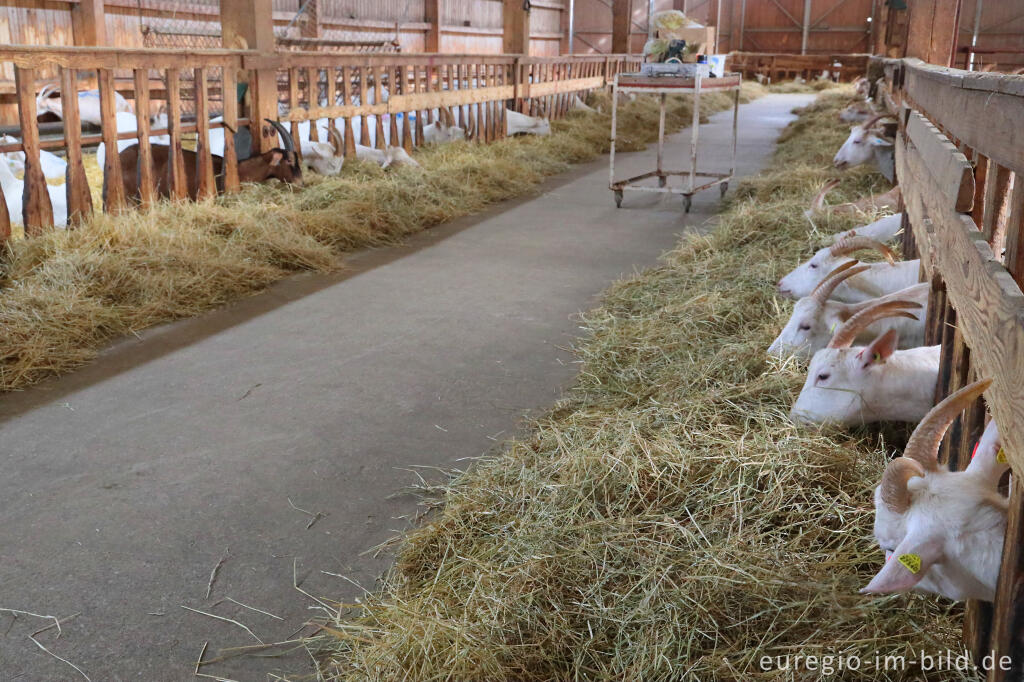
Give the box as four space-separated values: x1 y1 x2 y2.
720 182 729 198
683 195 692 213
614 190 623 208
658 176 667 188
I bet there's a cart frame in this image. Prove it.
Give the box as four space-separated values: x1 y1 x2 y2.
609 71 742 212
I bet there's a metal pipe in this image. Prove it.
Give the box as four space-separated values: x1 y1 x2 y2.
801 0 812 55
568 0 575 54
715 0 722 52
739 0 747 50
648 0 656 42
970 0 984 70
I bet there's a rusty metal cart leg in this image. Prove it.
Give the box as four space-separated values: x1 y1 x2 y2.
657 93 667 188
610 77 620 207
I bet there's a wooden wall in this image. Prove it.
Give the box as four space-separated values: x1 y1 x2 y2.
956 0 1024 70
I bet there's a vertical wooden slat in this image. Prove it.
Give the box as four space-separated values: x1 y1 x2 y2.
401 64 413 153
97 68 126 214
325 66 337 152
132 68 156 207
972 152 989 226
14 67 53 233
0 179 10 244
166 68 187 200
222 67 240 193
990 478 1024 682
476 64 484 143
1002 179 1024 291
417 63 427 144
61 66 92 225
307 68 320 143
983 164 1012 242
341 66 356 158
375 65 386 149
389 67 399 149
289 67 302 161
193 67 215 200
357 67 369 147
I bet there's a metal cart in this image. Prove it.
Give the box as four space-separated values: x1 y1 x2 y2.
609 71 742 213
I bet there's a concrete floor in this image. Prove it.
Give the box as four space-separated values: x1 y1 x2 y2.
0 93 812 681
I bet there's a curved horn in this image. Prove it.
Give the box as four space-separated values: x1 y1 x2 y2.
903 379 993 472
265 118 295 154
829 235 897 265
859 113 896 134
809 179 841 213
327 127 344 157
827 299 922 349
439 107 454 127
880 456 926 513
809 261 871 304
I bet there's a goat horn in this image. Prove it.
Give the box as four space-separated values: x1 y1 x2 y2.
879 456 926 513
903 379 993 472
827 299 922 349
860 113 896 133
439 107 453 127
265 118 295 154
809 179 841 213
809 261 871 304
829 235 897 264
328 127 344 157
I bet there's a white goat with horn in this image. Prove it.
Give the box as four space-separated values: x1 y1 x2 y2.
789 300 939 426
862 381 1007 601
804 180 904 239
300 127 345 176
769 261 928 360
36 84 132 127
777 235 919 302
420 108 467 144
833 114 896 170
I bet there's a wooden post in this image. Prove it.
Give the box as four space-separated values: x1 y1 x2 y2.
133 69 156 207
424 0 441 52
71 0 106 46
165 69 187 200
905 0 964 66
61 67 93 225
194 68 216 200
504 0 531 55
97 68 126 214
221 68 240 193
612 0 631 54
221 0 278 153
15 67 54 233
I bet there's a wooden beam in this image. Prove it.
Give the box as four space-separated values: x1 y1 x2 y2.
424 0 440 52
71 0 106 46
612 0 631 54
503 0 531 55
221 0 278 153
906 0 964 65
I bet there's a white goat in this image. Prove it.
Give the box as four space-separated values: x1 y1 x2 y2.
777 235 919 302
505 109 551 137
852 76 871 99
354 144 419 169
789 302 939 426
96 111 170 168
36 84 132 127
863 383 1007 601
420 108 467 144
0 157 68 228
0 134 68 181
838 99 878 123
570 95 598 113
804 182 904 242
300 127 345 176
769 261 928 359
833 114 895 170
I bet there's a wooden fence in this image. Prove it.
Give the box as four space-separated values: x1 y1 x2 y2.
0 47 641 242
726 52 869 83
876 55 1024 679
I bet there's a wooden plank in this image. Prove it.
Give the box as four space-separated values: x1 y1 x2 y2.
905 110 974 213
14 67 53 234
307 68 320 143
340 66 356 158
612 0 631 55
416 63 426 145
991 478 1024 681
98 68 126 213
375 65 386 150
133 68 156 207
528 75 606 98
165 69 187 200
0 47 244 70
1004 181 1024 292
61 66 93 225
503 0 530 54
424 0 440 53
387 84 517 113
357 67 370 147
289 67 302 161
0 181 9 244
193 67 215 200
983 165 1012 245
899 132 1024 481
221 67 240 193
904 59 1024 176
401 64 413 153
70 0 106 46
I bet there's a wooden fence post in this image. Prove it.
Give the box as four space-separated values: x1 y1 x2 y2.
425 0 441 52
612 0 631 55
503 0 531 55
221 0 278 153
71 0 106 46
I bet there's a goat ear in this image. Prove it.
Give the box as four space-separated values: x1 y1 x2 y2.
859 330 899 367
268 150 283 167
870 136 894 147
861 535 944 595
966 419 1008 485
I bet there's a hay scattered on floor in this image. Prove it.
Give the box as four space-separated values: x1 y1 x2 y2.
769 79 845 94
0 85 760 392
300 90 974 681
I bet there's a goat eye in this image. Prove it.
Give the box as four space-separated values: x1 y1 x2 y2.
798 324 811 331
809 263 818 269
817 372 831 382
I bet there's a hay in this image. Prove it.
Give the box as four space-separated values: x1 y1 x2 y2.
301 91 974 681
0 86 759 392
769 79 845 94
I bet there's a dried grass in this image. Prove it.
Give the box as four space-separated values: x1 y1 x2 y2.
0 86 758 391
300 90 976 681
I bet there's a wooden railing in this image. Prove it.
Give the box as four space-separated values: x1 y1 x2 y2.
726 52 869 83
876 56 1024 680
0 47 642 242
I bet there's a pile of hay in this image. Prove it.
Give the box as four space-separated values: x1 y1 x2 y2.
302 91 973 681
0 85 759 391
769 79 844 94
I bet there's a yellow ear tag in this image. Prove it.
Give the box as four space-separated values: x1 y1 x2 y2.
898 553 922 574
830 322 837 333
997 448 1008 464
873 352 881 363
